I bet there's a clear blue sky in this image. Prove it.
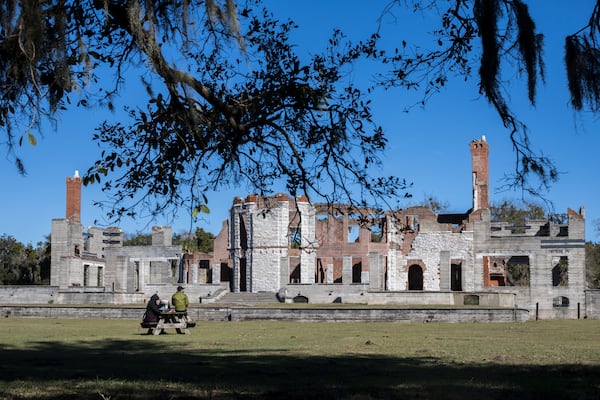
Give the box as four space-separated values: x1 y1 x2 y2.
1 1 599 245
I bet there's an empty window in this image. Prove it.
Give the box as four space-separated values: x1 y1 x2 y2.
97 266 103 287
485 256 530 286
83 265 89 286
506 256 530 286
406 215 419 231
553 296 569 307
171 259 178 278
552 256 568 287
290 227 301 249
352 260 362 283
348 225 360 243
370 221 383 243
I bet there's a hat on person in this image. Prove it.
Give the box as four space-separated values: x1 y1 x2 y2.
177 286 185 291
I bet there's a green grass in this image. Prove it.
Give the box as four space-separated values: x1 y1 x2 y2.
0 318 599 399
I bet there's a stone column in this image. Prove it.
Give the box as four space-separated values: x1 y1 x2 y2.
342 256 352 284
369 253 380 290
138 260 147 292
326 263 334 284
190 263 198 284
361 271 369 284
212 264 221 284
280 256 289 287
439 251 450 291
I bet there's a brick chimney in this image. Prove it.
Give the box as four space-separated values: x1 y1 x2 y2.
470 136 489 211
66 170 82 222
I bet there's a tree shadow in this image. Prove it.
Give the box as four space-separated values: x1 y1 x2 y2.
0 338 598 399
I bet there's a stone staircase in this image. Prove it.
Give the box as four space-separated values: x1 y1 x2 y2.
215 291 280 306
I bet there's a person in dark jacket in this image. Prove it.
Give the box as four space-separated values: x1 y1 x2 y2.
143 293 162 323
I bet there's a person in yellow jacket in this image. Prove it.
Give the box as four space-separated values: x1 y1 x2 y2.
171 286 189 316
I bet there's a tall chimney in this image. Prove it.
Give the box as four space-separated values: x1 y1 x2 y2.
470 136 489 211
66 170 82 222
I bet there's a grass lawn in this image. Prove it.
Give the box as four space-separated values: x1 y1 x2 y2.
0 318 599 399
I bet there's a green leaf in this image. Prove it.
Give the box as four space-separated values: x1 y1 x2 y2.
191 205 210 218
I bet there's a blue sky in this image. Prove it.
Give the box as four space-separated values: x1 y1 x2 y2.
1 1 599 245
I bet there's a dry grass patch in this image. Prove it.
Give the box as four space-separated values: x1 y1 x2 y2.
0 318 599 399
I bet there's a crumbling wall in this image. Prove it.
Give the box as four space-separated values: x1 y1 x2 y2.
404 231 474 291
50 219 84 288
474 207 586 319
103 244 181 292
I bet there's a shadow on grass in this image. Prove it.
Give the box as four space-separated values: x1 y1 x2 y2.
0 338 598 400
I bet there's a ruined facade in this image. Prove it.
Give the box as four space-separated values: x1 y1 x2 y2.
50 172 182 295
46 137 588 319
204 136 586 319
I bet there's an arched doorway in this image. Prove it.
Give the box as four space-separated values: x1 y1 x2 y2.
408 265 423 290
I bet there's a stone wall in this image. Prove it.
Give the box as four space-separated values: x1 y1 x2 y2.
51 218 85 288
228 307 529 323
472 208 586 320
585 290 600 319
0 286 145 304
0 284 225 306
247 197 288 292
104 244 182 292
404 231 474 291
0 305 529 323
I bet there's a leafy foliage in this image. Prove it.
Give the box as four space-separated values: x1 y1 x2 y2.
2 1 600 225
0 234 50 284
420 195 450 213
380 0 599 196
586 241 600 288
0 0 408 224
490 199 545 224
86 3 408 223
175 227 215 253
566 2 600 111
122 233 152 247
506 260 530 286
123 227 215 253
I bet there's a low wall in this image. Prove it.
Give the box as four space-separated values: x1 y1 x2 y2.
229 307 529 323
0 305 529 323
284 284 369 304
0 286 146 305
585 290 600 319
0 286 59 304
1 305 145 319
145 283 225 304
0 285 585 321
283 285 516 308
0 285 224 305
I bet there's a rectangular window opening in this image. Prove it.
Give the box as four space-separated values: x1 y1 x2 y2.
290 227 301 249
552 256 568 287
83 265 89 286
97 266 103 287
370 222 383 243
485 255 530 287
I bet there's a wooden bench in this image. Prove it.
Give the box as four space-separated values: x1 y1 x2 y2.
141 313 196 335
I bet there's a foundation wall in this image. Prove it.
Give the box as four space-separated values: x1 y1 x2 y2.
0 305 529 323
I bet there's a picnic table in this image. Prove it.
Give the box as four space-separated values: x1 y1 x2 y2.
141 311 196 335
